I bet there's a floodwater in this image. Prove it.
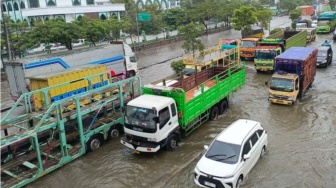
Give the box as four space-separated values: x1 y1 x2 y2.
2 16 336 188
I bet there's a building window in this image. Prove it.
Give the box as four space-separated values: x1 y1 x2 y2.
7 3 13 11
100 14 107 20
87 0 94 5
77 15 83 20
73 0 81 6
28 0 39 8
46 0 56 6
13 2 19 10
20 1 26 9
2 4 6 12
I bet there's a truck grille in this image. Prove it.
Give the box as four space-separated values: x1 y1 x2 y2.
126 134 148 142
274 95 288 100
257 63 269 66
198 175 224 188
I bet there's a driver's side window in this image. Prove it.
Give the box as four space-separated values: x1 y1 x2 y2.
159 107 170 129
242 140 251 157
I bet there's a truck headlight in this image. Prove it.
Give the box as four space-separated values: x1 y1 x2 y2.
269 94 275 98
323 60 327 63
288 96 294 100
147 138 157 142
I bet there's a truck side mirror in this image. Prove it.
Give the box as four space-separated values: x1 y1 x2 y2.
121 107 126 113
265 81 268 86
295 86 299 90
153 117 159 123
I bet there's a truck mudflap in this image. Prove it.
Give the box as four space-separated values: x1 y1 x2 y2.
120 136 160 153
268 98 294 105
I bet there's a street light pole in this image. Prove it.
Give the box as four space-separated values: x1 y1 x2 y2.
136 14 140 51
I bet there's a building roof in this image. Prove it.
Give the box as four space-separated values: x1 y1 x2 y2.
216 119 259 145
275 47 315 61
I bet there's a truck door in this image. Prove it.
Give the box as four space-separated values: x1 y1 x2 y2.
158 103 178 140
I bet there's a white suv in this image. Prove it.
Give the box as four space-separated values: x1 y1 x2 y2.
194 119 268 188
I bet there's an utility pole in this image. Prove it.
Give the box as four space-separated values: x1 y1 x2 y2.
1 6 13 60
136 14 140 51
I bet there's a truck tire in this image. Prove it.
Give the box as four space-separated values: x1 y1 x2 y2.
219 100 228 114
210 106 219 121
166 134 178 151
108 127 120 139
127 71 135 78
86 135 102 152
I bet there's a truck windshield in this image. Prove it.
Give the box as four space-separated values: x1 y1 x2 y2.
317 20 329 26
255 50 275 59
270 78 294 91
205 140 241 164
125 106 156 130
241 41 256 48
296 23 306 28
129 56 137 63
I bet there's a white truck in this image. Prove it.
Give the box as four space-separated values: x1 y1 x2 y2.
3 41 138 101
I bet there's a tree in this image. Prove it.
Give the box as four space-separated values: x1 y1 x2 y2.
171 60 186 75
256 9 273 30
178 22 205 57
139 4 164 35
289 9 302 29
278 0 298 12
186 0 218 32
106 16 132 41
230 6 258 31
74 16 108 46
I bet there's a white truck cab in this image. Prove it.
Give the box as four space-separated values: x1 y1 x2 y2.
120 93 180 153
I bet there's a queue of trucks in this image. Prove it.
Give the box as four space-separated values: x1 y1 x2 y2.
1 40 246 187
254 30 307 72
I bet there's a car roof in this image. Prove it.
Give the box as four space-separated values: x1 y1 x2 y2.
216 119 260 145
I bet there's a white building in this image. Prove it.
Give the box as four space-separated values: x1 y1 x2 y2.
1 0 180 23
1 0 125 23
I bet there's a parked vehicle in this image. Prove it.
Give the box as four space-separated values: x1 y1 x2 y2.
312 20 318 28
268 47 317 105
316 11 336 33
194 119 268 188
333 30 336 40
254 30 307 72
120 61 246 153
1 73 142 187
3 42 138 101
317 45 333 67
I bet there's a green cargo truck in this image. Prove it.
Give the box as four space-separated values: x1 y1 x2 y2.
120 62 246 153
254 30 307 73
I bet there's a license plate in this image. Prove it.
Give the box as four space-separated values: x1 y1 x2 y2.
204 181 216 188
261 68 268 71
133 150 140 154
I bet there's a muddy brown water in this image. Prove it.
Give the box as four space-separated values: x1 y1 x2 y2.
1 17 336 188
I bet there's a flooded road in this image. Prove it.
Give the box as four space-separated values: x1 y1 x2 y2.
2 16 335 188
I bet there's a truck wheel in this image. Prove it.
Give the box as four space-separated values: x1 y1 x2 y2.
127 71 135 78
166 134 178 151
86 135 102 152
108 127 120 140
210 106 219 121
219 100 228 114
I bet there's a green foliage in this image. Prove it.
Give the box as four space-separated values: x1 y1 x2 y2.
178 22 205 57
289 9 302 22
270 28 282 34
139 4 164 35
291 22 297 29
170 60 186 75
256 9 273 29
230 6 258 31
106 16 132 41
163 8 187 30
279 0 298 12
186 0 219 31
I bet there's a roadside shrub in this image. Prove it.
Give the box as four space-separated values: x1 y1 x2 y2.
171 60 186 75
270 28 282 34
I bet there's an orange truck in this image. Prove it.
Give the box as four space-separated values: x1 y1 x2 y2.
240 26 264 60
